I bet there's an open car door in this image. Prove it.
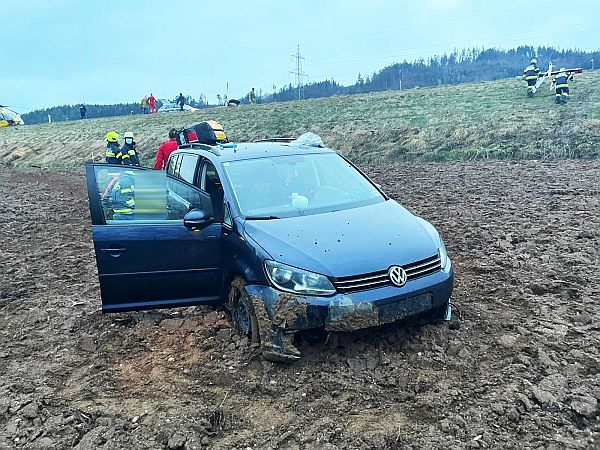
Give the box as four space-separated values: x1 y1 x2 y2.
85 163 223 312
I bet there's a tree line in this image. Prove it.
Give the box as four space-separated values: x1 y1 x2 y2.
263 46 599 102
22 46 599 124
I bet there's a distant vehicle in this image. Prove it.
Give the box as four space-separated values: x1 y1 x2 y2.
0 106 24 127
84 134 453 362
157 101 198 113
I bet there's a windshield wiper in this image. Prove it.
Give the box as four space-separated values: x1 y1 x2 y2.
245 215 281 220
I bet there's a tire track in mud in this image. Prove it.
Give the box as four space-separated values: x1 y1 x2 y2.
0 161 599 449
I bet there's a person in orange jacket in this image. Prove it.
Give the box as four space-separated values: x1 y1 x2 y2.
154 128 179 170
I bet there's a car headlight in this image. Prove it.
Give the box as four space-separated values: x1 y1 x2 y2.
264 260 336 296
439 237 449 270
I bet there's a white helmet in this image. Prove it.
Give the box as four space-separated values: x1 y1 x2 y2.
560 67 566 72
531 59 537 64
123 131 134 139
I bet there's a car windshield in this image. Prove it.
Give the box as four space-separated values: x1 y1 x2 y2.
223 153 385 218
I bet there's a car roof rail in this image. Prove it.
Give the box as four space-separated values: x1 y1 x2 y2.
177 142 222 156
255 137 297 143
178 143 215 151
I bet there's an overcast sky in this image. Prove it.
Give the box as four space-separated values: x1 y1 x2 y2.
2 0 598 111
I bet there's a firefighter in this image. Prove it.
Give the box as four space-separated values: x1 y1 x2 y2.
109 171 135 220
121 132 140 166
523 59 540 97
553 68 573 104
105 131 121 164
154 128 179 170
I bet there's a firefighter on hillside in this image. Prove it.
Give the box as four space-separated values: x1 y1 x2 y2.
553 68 574 104
523 59 540 97
105 131 121 164
121 132 140 166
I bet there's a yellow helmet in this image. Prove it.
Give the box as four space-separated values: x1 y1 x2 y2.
106 131 120 142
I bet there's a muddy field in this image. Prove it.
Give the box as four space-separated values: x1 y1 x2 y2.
0 161 599 449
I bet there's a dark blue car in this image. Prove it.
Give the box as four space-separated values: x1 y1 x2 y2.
85 134 453 361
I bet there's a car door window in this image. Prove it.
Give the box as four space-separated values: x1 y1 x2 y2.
173 154 183 178
223 202 232 227
93 165 210 224
166 154 179 176
202 162 224 222
178 154 199 184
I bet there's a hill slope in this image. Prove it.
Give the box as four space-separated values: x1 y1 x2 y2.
2 72 600 169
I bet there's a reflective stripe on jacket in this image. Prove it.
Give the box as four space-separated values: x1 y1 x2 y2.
553 72 573 89
524 65 540 80
106 142 121 164
121 142 140 166
110 175 135 215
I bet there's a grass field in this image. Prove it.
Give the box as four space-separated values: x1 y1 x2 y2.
1 71 600 168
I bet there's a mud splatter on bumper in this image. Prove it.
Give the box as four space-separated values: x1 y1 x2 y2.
244 267 453 360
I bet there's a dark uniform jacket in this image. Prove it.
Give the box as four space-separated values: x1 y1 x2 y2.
524 64 540 81
121 141 140 166
105 142 121 164
553 71 573 89
110 174 135 216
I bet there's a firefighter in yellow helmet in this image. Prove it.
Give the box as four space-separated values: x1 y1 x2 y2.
105 131 121 164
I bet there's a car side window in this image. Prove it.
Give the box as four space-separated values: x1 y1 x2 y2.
173 154 183 178
202 162 224 222
93 165 210 224
166 154 178 176
166 178 208 220
223 202 232 227
178 154 199 184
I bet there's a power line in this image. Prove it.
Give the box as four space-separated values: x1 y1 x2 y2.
289 44 309 100
306 21 599 65
304 27 598 68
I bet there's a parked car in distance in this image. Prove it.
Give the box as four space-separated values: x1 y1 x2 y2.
157 101 198 113
85 133 453 362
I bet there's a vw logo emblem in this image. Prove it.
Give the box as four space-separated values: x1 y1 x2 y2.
388 265 407 287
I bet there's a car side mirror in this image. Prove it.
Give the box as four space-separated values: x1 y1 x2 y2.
183 209 213 229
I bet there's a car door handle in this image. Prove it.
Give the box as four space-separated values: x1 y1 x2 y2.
100 247 127 254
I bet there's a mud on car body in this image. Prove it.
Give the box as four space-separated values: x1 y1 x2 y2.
85 134 453 361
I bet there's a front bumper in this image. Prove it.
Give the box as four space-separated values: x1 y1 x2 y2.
245 261 454 333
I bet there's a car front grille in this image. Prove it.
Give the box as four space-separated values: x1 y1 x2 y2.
332 254 441 294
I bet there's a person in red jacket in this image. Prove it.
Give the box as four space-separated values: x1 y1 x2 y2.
154 128 179 170
148 93 157 113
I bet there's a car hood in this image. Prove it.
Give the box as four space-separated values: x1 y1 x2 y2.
243 200 440 278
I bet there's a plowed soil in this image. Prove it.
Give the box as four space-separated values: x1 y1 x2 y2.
1 161 599 449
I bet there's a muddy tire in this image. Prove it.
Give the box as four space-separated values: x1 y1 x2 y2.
228 277 260 345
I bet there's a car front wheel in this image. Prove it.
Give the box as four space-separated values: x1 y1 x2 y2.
228 277 260 345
